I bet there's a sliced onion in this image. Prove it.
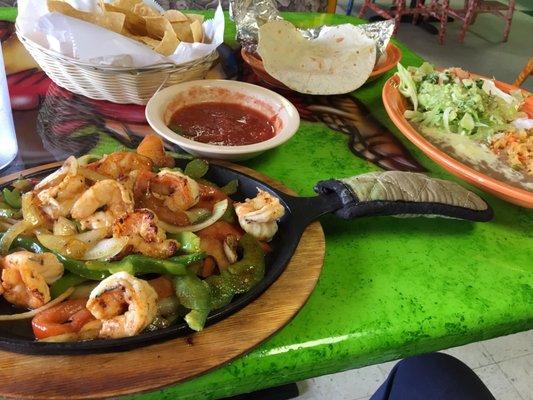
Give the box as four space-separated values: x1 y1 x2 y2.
184 208 211 224
82 237 129 260
74 228 108 244
0 219 32 255
159 199 228 233
53 217 78 236
37 233 81 256
0 287 74 321
78 167 110 182
37 229 109 259
77 154 102 166
32 228 52 237
21 192 44 227
37 229 107 249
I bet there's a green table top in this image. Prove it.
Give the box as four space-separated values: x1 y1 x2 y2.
1 8 532 400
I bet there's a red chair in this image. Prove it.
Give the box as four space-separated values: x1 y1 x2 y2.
416 0 516 44
514 57 533 87
358 0 420 34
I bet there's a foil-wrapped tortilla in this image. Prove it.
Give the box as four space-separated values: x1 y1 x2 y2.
230 0 394 59
257 20 377 95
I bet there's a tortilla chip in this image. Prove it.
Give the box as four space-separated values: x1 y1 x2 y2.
154 30 179 56
171 21 193 43
190 20 203 43
93 12 126 33
112 0 142 11
47 0 89 18
48 0 125 33
145 16 173 39
132 2 159 17
96 0 106 12
105 3 146 35
137 35 161 48
185 13 204 24
163 9 188 23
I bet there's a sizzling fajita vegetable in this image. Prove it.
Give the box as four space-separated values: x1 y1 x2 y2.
0 134 285 342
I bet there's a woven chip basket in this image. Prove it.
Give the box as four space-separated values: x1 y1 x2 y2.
16 29 219 105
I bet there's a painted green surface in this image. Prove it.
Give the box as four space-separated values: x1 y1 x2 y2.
2 8 532 400
134 12 532 400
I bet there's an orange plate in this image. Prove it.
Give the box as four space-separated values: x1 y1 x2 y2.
368 43 402 80
241 48 290 90
241 43 402 90
382 74 533 208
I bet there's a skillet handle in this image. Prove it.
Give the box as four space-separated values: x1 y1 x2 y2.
314 171 493 222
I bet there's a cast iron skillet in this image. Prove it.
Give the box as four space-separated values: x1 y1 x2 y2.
0 160 493 354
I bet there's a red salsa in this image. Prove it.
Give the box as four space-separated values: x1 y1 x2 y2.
168 102 276 146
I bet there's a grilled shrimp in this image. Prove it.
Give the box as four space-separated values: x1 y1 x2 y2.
136 134 175 167
71 180 134 231
86 272 158 339
234 189 285 242
112 209 178 258
133 169 200 226
34 156 88 219
0 251 64 309
151 170 200 212
87 151 153 189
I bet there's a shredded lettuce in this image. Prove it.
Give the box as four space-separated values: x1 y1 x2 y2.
397 63 418 111
396 62 527 140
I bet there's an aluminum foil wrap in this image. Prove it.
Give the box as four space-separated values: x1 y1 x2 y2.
353 19 395 61
229 0 282 52
299 19 394 62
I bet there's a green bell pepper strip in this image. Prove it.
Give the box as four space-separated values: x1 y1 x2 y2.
221 203 236 223
167 231 201 253
184 309 210 332
2 188 21 209
170 252 207 265
175 271 212 332
166 151 194 160
2 234 110 280
184 159 209 179
207 234 265 309
50 273 88 299
86 252 206 276
220 179 238 195
176 234 265 331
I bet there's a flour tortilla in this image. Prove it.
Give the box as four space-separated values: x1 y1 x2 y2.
257 20 376 95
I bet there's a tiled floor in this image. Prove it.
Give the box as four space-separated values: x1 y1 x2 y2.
295 330 533 400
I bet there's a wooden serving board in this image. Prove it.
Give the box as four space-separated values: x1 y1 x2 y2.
0 161 326 400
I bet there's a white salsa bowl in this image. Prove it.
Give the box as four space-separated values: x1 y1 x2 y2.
145 80 300 161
